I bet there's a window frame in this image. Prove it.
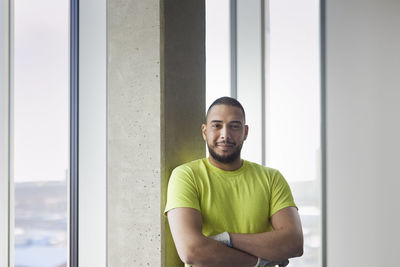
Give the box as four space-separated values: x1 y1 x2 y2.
78 0 107 266
1 0 11 266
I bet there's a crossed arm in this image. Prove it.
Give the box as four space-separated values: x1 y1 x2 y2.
167 206 303 267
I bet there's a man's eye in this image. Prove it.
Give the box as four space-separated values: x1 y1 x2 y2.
230 124 241 129
212 124 221 128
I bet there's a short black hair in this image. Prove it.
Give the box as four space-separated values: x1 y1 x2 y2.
206 96 246 122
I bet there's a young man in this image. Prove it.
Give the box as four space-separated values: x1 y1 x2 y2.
165 97 303 267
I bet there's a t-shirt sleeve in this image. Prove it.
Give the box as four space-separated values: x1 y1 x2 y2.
269 170 297 216
164 165 200 215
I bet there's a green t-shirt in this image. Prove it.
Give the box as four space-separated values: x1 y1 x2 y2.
164 158 297 265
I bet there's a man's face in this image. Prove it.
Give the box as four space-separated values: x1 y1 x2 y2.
201 104 248 164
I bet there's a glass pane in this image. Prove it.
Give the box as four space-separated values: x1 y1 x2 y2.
13 0 69 266
205 0 231 108
267 0 321 266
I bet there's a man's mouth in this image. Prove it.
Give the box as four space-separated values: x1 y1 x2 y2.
216 142 235 149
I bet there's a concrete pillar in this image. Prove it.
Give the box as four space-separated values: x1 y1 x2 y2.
107 0 205 266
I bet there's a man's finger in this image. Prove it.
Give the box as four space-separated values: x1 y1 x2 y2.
278 259 289 267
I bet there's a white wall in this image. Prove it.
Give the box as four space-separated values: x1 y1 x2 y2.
326 1 400 266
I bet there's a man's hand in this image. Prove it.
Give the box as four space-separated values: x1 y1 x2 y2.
167 207 258 267
256 258 289 267
230 207 303 262
209 232 232 247
210 232 290 267
168 207 302 266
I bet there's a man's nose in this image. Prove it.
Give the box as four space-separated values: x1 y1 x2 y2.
220 126 230 140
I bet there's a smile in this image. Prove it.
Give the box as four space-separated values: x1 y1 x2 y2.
216 142 235 150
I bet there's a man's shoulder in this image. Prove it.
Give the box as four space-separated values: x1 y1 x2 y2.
244 160 280 175
172 158 207 175
176 158 206 168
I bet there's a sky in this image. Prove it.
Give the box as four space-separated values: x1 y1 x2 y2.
14 0 69 182
12 0 319 183
205 0 320 182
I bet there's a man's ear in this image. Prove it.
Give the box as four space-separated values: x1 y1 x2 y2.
201 124 207 141
244 125 249 140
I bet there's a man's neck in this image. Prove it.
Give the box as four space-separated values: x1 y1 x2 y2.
208 156 243 171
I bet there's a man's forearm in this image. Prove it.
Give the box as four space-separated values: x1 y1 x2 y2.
185 235 257 267
230 230 303 262
230 207 304 262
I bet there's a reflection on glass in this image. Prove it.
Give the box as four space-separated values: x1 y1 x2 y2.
14 0 69 266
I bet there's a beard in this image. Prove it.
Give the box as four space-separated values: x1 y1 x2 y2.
207 142 243 164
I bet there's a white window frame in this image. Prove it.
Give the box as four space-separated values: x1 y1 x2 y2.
79 0 107 267
1 0 11 266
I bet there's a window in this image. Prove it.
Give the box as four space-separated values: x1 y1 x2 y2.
13 0 70 266
267 1 321 266
205 0 231 108
3 1 105 266
206 1 322 266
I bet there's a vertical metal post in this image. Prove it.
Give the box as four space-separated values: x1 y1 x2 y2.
320 0 327 266
230 0 237 98
260 0 268 166
70 0 79 266
7 0 12 266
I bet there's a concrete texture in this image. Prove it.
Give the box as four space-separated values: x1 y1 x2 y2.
107 0 205 266
108 0 161 266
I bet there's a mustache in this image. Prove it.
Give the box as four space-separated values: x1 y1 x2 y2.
216 141 236 145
